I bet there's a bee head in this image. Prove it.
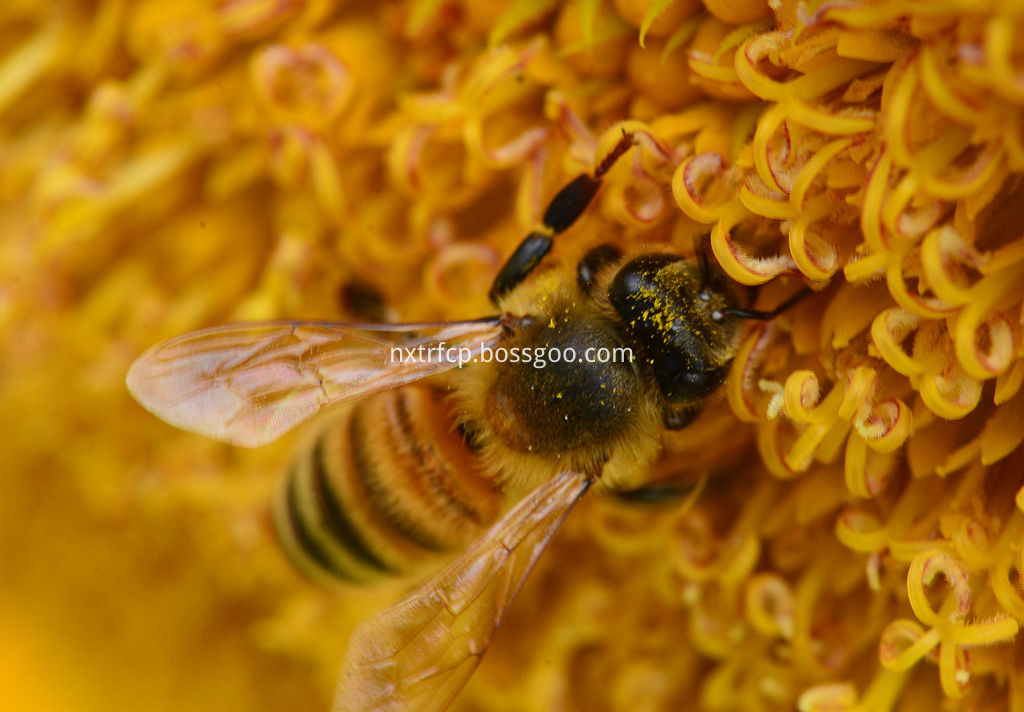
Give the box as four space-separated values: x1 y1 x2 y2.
608 253 742 404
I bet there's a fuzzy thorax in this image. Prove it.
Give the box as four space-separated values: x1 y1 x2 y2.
449 269 662 492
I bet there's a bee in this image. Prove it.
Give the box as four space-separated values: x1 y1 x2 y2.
274 383 503 585
126 131 805 712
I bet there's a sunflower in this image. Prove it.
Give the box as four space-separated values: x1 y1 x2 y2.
2 1 1023 711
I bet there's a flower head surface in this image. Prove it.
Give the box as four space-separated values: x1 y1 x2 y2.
2 1 1024 711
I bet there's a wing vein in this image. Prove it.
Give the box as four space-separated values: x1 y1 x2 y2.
334 470 591 712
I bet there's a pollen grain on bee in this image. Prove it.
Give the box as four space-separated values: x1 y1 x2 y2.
388 343 634 370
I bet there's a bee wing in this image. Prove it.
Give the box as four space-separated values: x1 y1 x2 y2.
126 318 505 447
335 469 592 712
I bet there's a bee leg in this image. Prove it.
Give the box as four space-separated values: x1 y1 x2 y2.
337 280 391 322
489 131 635 304
576 243 623 294
661 402 701 430
613 483 694 503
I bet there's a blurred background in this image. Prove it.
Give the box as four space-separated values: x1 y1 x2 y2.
1 1 701 709
5 1 1024 711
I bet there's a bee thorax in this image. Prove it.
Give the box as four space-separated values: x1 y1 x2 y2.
482 312 642 460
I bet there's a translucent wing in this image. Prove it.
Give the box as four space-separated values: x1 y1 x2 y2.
126 318 505 447
335 469 593 712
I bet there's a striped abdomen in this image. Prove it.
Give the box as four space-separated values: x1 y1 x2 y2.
273 385 501 584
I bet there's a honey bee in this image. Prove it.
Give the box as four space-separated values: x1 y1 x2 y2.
274 384 502 585
126 132 805 712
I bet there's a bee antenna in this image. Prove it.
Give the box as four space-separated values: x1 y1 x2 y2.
694 233 712 294
722 287 811 321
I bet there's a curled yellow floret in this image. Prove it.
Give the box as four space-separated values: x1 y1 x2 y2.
6 1 1024 711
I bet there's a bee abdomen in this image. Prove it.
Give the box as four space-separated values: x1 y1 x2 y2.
273 385 500 584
